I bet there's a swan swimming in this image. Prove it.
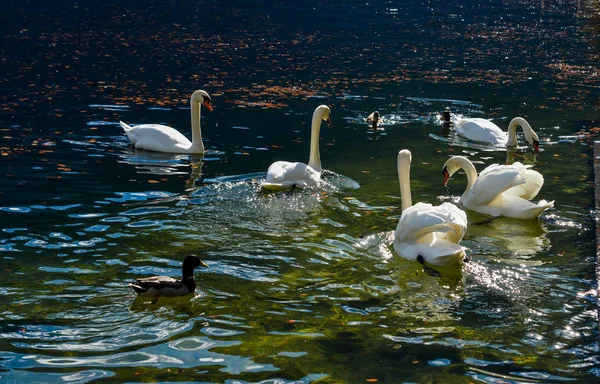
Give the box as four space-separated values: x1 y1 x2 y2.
393 149 468 266
442 156 554 220
261 105 332 190
120 89 213 154
452 116 540 151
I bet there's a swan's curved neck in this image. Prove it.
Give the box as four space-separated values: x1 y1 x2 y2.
454 158 478 199
398 154 412 211
190 94 204 152
307 112 323 172
506 117 533 146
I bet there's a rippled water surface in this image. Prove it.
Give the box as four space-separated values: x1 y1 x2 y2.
1 0 599 382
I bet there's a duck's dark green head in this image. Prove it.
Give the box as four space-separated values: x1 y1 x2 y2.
183 254 209 270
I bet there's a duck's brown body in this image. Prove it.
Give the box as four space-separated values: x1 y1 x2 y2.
130 254 208 298
130 275 197 297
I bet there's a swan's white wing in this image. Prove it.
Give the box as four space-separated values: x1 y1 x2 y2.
122 123 192 152
265 161 289 181
394 202 467 265
395 202 467 244
502 162 544 200
468 163 525 206
455 118 508 145
501 196 554 219
262 161 320 189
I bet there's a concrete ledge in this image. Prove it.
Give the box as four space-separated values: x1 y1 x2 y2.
594 142 600 302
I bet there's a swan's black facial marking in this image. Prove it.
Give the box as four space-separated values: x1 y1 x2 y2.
442 168 450 186
202 97 214 111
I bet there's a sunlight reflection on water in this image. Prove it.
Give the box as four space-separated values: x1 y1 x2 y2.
0 0 598 381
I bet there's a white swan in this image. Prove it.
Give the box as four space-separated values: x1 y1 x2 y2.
393 149 468 266
442 156 554 220
119 90 213 154
452 116 540 151
261 105 332 190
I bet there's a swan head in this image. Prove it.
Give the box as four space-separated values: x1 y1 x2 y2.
315 105 332 127
191 90 214 112
531 137 540 152
520 120 540 151
508 117 539 151
442 156 468 186
398 149 412 164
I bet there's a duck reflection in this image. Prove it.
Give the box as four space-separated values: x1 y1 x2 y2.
130 290 206 310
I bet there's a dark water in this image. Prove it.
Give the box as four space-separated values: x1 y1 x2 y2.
1 0 599 382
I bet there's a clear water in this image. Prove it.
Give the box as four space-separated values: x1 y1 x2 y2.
1 0 599 382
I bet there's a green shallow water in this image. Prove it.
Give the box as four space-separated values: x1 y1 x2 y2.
1 0 599 382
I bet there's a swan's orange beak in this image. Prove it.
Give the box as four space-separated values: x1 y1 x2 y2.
326 117 332 128
532 139 540 153
442 168 450 186
203 100 213 112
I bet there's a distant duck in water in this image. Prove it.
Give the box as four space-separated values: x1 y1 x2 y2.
366 111 380 130
130 254 209 301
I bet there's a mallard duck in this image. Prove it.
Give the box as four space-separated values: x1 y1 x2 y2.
130 254 209 299
366 111 380 130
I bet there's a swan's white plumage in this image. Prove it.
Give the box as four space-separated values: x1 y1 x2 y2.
263 161 321 189
453 117 507 145
393 150 467 266
443 156 553 220
120 89 213 154
261 105 331 190
120 122 194 153
452 116 540 151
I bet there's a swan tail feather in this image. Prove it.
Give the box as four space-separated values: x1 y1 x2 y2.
529 200 554 219
538 199 554 208
119 121 133 132
449 113 463 126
